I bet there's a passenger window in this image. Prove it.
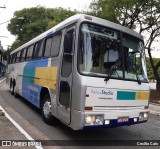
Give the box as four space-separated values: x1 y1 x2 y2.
33 40 43 59
16 51 21 63
21 48 26 62
26 45 34 61
9 55 12 64
12 53 17 63
19 50 22 62
11 55 14 64
51 32 62 57
44 37 52 57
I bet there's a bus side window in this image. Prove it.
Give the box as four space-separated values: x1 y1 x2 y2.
11 54 14 63
51 31 62 57
21 48 26 62
9 55 12 64
38 40 44 59
13 53 17 63
44 36 52 58
16 51 20 63
26 45 34 61
33 40 43 59
19 50 22 62
11 55 14 64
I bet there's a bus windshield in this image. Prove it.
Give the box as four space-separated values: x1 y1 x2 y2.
78 23 148 82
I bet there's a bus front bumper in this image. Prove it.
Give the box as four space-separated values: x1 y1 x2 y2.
72 109 149 130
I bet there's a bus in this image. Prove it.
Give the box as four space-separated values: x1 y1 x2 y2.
6 14 150 130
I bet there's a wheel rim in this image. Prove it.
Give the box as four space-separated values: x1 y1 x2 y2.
43 100 51 118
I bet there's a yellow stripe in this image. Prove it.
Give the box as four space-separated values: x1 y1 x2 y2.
136 92 149 100
34 67 57 90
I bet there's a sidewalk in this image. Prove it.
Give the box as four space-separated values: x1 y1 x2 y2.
0 78 36 148
149 103 160 116
0 109 30 140
0 109 35 148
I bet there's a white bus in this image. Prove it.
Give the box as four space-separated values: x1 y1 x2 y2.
6 14 150 130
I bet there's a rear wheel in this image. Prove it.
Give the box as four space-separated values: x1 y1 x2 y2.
41 94 58 125
10 81 15 95
10 80 18 97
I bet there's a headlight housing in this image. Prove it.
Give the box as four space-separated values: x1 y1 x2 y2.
85 115 104 126
139 112 149 121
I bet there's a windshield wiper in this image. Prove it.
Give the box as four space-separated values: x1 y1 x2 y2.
131 66 141 85
104 64 118 82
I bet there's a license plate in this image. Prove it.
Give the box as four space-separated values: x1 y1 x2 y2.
118 117 129 123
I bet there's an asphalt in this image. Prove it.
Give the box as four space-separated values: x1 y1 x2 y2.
0 78 36 148
0 78 160 148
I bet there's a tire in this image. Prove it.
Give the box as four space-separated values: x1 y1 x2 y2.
10 80 18 97
10 81 14 95
41 94 57 125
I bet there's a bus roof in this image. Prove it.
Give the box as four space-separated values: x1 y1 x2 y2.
11 14 143 54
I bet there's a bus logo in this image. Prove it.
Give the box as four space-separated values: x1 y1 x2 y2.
91 89 113 96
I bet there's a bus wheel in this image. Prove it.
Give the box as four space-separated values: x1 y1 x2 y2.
10 81 15 95
10 81 18 97
41 94 56 125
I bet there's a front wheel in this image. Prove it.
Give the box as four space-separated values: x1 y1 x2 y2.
41 94 58 125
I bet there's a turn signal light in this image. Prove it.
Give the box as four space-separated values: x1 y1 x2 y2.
144 106 149 109
85 107 93 111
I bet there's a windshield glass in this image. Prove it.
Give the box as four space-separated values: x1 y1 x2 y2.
79 23 123 79
123 33 148 82
78 23 148 82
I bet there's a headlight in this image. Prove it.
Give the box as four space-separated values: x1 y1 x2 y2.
85 115 104 126
85 115 95 124
144 113 148 119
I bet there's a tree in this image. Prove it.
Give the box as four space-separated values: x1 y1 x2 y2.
90 0 160 91
7 7 76 50
147 58 160 79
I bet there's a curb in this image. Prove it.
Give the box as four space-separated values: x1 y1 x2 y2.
149 103 160 116
149 110 160 116
149 102 160 106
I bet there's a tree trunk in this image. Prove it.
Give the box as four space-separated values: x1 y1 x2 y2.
156 78 160 92
147 47 160 91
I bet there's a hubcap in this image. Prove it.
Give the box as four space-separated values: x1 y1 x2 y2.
43 100 51 118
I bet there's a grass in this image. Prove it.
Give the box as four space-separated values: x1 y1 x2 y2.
0 110 5 117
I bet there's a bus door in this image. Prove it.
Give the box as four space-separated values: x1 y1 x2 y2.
57 26 75 124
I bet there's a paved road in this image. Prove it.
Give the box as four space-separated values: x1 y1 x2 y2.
0 81 160 149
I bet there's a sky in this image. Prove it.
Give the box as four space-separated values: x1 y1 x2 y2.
0 0 92 49
0 0 159 58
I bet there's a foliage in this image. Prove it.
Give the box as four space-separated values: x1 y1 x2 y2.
147 58 160 79
7 7 76 50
